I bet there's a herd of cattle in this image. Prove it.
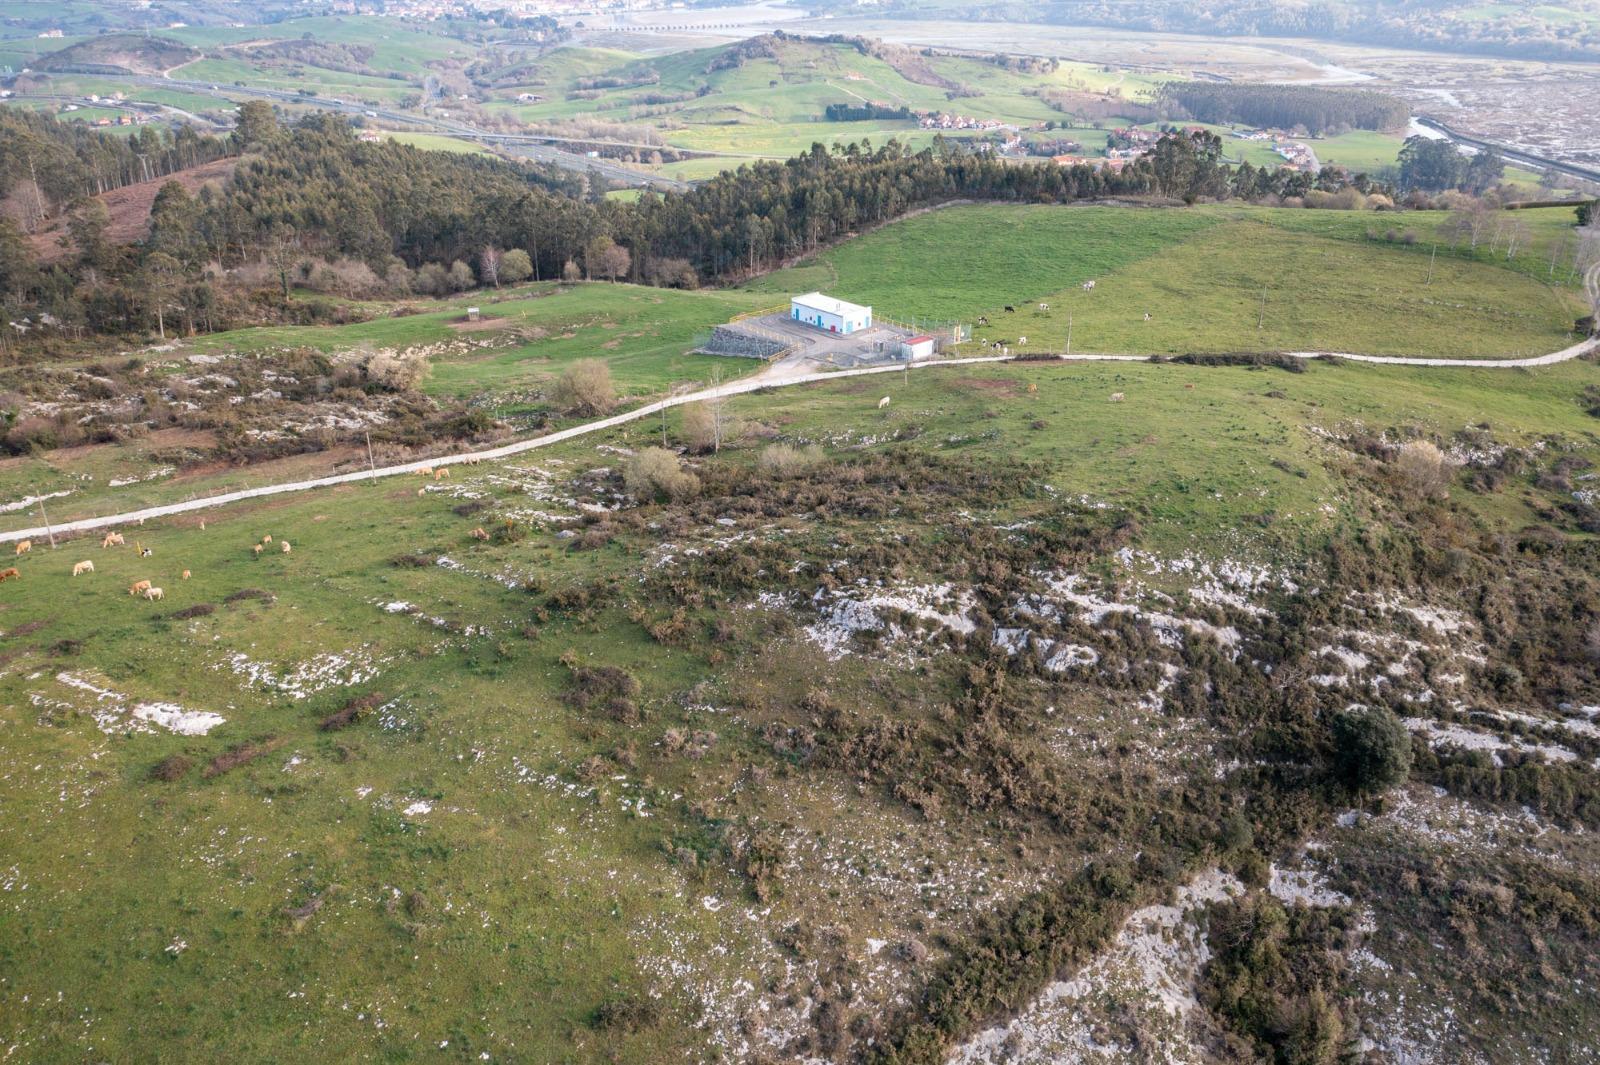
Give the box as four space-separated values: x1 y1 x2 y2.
1 522 290 602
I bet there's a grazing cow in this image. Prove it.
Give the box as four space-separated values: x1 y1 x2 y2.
144 586 164 601
435 468 449 480
471 527 489 541
1082 280 1096 292
1003 305 1016 313
417 488 426 497
138 543 152 558
128 579 152 596
182 569 191 580
1142 312 1152 322
101 532 124 548
1110 392 1125 403
253 544 264 556
877 396 891 410
72 560 94 577
0 567 19 583
977 315 989 326
14 540 30 556
1184 383 1195 390
1018 336 1027 345
199 521 206 531
1039 303 1049 312
281 541 292 554
419 467 434 477
262 535 272 544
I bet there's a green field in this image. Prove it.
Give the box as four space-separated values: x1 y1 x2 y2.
751 203 1589 357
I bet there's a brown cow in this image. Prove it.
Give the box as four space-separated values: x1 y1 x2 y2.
181 569 191 580
72 560 94 577
0 567 20 583
470 527 489 541
434 468 449 480
253 544 264 556
101 532 124 548
128 579 152 596
280 541 292 554
14 540 31 556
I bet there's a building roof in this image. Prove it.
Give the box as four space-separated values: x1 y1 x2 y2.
904 335 935 344
792 292 871 317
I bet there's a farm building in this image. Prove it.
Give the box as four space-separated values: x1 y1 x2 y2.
791 293 872 335
899 335 937 360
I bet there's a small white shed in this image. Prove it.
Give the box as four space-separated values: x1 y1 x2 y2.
899 335 936 360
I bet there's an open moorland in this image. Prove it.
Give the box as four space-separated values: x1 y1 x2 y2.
4 345 1600 1061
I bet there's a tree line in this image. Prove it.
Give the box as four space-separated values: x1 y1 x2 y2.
824 102 914 122
0 109 231 229
1157 82 1410 137
0 108 1383 345
837 0 1600 63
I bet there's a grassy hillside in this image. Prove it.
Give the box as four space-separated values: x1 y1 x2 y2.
751 203 1589 357
484 37 1169 166
4 353 1600 1061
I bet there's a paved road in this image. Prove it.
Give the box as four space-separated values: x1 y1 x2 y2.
60 72 695 191
1 334 1596 545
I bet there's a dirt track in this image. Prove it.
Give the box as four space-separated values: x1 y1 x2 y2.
1 335 1595 545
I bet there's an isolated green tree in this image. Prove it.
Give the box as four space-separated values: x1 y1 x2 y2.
1397 135 1464 192
1331 706 1411 794
499 248 533 284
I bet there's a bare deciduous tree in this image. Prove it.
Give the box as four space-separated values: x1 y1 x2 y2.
479 246 502 288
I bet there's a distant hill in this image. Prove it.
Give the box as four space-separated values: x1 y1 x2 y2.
35 34 200 76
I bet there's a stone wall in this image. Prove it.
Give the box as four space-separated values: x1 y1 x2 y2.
699 325 790 360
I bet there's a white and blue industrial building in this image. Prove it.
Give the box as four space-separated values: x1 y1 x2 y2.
791 292 872 335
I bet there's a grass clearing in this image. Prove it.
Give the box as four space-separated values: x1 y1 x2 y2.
754 203 1589 356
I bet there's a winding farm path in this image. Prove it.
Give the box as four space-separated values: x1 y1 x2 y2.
1 335 1596 545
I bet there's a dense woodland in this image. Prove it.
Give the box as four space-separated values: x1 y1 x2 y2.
0 108 1380 345
1157 83 1410 137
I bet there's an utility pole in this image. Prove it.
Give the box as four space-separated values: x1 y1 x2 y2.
1426 244 1438 286
1256 288 1267 330
1066 314 1073 356
39 497 54 549
364 430 377 482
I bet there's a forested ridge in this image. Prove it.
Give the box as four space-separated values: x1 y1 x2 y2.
0 107 1376 344
831 0 1600 63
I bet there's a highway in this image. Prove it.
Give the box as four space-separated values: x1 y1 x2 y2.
1415 116 1600 186
18 70 698 191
